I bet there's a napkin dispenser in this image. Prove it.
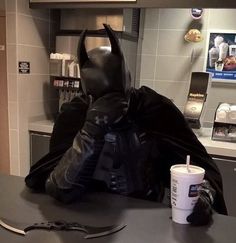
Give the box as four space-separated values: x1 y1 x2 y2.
183 72 210 129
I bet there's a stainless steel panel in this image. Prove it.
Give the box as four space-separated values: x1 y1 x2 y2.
56 36 110 55
213 157 236 217
30 132 51 166
60 9 124 31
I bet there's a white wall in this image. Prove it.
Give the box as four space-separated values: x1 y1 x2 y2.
0 1 5 11
138 9 236 126
5 6 236 175
6 0 57 176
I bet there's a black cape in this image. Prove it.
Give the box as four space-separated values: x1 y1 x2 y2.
25 86 227 215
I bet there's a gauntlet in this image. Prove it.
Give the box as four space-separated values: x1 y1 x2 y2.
45 93 128 203
187 180 215 226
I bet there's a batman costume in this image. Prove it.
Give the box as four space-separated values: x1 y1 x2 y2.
25 24 227 226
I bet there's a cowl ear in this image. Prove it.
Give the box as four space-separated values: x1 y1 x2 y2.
103 24 123 57
77 29 89 68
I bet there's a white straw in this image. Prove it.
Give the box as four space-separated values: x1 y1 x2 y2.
186 155 191 173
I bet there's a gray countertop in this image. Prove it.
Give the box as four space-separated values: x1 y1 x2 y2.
1 174 236 243
29 119 54 134
29 120 236 158
195 128 236 158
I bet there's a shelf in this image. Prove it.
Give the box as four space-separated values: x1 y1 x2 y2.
56 87 80 91
56 29 139 42
214 121 236 126
212 136 236 143
212 121 236 143
52 76 81 81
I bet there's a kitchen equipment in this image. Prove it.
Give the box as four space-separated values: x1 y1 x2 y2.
212 102 236 143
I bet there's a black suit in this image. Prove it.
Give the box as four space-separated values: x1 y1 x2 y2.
25 86 227 215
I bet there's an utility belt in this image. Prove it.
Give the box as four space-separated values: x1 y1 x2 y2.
93 127 153 196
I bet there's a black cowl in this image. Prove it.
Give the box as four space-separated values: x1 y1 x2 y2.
77 24 130 100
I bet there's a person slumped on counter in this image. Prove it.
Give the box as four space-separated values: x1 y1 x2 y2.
25 24 227 226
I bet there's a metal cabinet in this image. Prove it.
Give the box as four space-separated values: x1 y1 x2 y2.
30 132 51 166
213 156 236 217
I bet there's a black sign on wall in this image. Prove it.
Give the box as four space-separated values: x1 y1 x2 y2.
19 61 30 74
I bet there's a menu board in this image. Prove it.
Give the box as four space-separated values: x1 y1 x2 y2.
206 31 236 81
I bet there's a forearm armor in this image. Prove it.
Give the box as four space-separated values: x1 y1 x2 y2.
200 179 216 206
45 130 104 203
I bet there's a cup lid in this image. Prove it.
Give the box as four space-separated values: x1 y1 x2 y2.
170 164 205 175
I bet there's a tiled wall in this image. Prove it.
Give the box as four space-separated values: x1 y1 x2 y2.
6 0 57 176
138 9 236 126
4 6 236 175
0 2 5 10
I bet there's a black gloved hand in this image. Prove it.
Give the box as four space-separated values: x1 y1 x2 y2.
187 180 215 226
186 192 213 226
45 92 128 203
82 92 128 138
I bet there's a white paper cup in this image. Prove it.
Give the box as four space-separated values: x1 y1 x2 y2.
170 164 205 224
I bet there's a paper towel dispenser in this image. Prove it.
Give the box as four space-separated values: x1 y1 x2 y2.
183 72 211 129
